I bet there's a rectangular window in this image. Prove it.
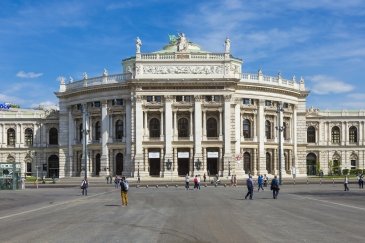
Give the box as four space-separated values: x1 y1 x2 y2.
243 98 251 105
283 103 289 108
77 104 82 110
115 99 123 105
176 96 183 102
184 96 191 102
154 96 161 102
94 101 101 107
205 96 213 102
147 96 153 102
265 100 272 106
351 160 356 169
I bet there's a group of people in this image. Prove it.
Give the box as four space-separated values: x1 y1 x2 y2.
245 175 280 200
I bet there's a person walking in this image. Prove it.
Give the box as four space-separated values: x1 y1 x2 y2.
344 176 350 191
360 174 364 189
257 174 264 191
233 175 237 187
245 175 254 200
197 175 201 190
271 175 280 199
194 175 198 190
81 177 88 196
263 174 268 187
185 174 190 190
120 176 129 206
203 173 206 183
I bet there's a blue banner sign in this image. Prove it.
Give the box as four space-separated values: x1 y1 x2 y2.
0 103 11 109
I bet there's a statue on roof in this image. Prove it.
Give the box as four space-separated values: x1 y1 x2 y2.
177 33 188 52
136 37 142 53
103 68 108 76
168 34 178 44
83 72 88 80
224 37 231 53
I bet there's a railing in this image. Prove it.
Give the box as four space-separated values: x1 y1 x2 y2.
140 53 226 61
65 73 132 91
240 73 300 90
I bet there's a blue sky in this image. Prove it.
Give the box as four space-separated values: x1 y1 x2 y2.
1 0 365 110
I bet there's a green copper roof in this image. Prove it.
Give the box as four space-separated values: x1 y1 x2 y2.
153 42 208 53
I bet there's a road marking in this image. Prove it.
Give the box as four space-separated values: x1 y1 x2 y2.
0 190 114 221
292 194 365 211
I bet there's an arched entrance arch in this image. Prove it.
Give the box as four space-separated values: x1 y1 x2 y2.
48 155 59 178
243 152 251 174
116 153 123 176
306 153 317 175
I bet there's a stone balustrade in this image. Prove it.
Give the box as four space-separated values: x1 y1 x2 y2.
64 73 132 91
240 73 301 90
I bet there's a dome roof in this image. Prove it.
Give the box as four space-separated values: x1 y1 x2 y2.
153 33 208 53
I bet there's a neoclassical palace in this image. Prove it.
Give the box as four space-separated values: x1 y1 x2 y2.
1 34 365 179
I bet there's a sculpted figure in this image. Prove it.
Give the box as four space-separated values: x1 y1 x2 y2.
177 33 188 52
103 68 108 76
136 37 142 53
83 72 88 79
225 37 231 53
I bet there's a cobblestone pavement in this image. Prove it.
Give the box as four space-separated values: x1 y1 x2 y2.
0 184 364 243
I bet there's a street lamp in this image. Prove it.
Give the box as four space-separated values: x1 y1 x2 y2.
195 159 201 171
276 102 285 185
228 160 231 176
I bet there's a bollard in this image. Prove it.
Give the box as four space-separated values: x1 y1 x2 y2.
156 185 159 188
224 184 227 187
165 185 168 188
306 178 309 184
175 185 178 188
146 185 149 188
320 178 322 185
332 178 335 186
293 178 296 185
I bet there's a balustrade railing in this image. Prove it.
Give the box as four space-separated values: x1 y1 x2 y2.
65 73 132 91
240 73 300 90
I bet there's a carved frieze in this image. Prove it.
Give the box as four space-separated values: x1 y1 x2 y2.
142 65 224 75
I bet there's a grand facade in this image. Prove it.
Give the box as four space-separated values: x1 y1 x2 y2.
1 35 365 179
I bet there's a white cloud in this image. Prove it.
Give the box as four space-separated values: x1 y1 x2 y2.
31 101 59 109
16 71 43 79
0 93 25 104
347 93 365 100
308 75 354 94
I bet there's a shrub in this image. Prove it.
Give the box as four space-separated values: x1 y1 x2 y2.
342 169 349 176
350 169 363 176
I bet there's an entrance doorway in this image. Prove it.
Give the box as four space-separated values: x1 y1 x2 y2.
116 153 123 176
207 158 218 176
178 158 189 176
306 153 317 175
48 155 59 178
149 158 160 176
95 154 101 176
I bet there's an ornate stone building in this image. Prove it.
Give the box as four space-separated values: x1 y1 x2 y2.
1 34 364 178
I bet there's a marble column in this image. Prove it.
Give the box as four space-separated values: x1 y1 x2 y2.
68 108 74 176
189 109 193 139
164 96 174 175
100 100 109 176
293 105 298 174
193 95 203 162
202 110 206 139
160 109 164 138
223 95 232 177
125 98 132 175
219 108 223 139
258 100 267 174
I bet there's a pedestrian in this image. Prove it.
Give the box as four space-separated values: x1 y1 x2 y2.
106 176 109 184
109 175 113 184
203 173 206 183
197 175 201 190
194 175 198 190
271 175 280 199
360 174 364 189
344 176 350 191
263 174 268 187
233 174 237 186
137 175 141 184
114 176 119 188
120 176 129 206
185 174 190 190
230 175 234 186
257 174 264 191
245 175 254 200
81 177 88 196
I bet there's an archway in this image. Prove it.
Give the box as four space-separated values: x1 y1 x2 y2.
243 152 251 174
48 155 59 178
306 153 317 175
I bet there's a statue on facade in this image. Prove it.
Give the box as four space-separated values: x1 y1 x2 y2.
83 72 88 79
177 33 188 52
136 37 142 53
69 76 74 83
103 68 108 76
224 37 231 53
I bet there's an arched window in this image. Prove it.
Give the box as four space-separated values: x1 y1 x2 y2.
25 128 33 146
265 120 271 139
115 120 124 139
243 152 251 174
7 128 16 146
149 118 160 138
306 153 317 175
349 126 358 143
331 126 340 144
79 123 83 142
243 119 251 138
95 121 101 141
48 155 59 178
207 118 218 137
49 128 58 145
178 118 189 137
307 126 316 143
266 152 272 174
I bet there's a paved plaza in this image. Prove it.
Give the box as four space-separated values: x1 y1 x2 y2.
0 183 365 243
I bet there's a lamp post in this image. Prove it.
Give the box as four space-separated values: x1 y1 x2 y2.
82 105 90 179
228 160 231 177
166 159 172 182
276 102 285 185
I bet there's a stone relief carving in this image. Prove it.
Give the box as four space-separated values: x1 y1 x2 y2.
224 95 232 102
194 95 202 102
142 65 224 75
